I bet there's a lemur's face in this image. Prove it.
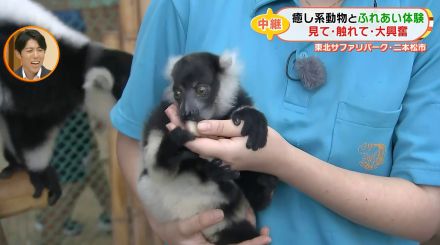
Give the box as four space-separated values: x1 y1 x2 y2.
171 54 221 122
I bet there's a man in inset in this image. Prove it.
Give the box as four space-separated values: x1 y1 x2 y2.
14 29 51 80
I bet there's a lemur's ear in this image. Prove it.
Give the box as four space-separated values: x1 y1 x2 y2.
83 67 114 91
219 50 242 77
163 55 182 102
165 55 183 81
219 50 237 70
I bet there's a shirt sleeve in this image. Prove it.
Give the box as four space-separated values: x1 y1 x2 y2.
110 0 187 140
390 1 440 185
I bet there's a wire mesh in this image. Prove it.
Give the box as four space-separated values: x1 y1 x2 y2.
1 108 112 245
34 0 120 41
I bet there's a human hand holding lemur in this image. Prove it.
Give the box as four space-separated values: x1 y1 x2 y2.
148 208 271 245
165 104 290 176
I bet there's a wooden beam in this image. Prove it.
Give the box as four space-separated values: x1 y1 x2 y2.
0 170 47 218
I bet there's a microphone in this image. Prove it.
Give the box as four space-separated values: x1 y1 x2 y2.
294 56 326 90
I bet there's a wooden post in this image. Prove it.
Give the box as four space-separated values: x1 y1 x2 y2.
119 0 140 53
129 188 163 245
102 30 121 51
109 128 130 245
139 0 151 21
123 0 162 242
101 31 131 245
111 0 163 245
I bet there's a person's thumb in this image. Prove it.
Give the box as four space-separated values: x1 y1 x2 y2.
177 209 224 236
197 120 243 137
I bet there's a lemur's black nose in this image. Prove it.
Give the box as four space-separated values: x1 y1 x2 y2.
180 108 200 121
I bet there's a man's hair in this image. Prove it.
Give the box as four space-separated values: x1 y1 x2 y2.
14 29 47 53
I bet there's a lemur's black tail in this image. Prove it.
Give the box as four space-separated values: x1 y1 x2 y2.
215 220 260 245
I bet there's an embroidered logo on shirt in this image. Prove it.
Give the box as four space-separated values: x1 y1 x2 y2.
358 143 385 170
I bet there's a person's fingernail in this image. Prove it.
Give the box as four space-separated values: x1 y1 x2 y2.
165 109 171 117
166 123 174 131
213 209 224 221
198 121 211 132
267 237 272 243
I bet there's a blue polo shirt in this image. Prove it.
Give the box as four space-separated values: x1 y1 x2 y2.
111 0 440 244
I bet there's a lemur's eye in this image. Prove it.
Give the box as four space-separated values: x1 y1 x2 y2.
174 89 182 100
196 85 210 97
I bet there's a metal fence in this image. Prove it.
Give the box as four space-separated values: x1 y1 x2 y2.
35 0 120 42
1 109 113 245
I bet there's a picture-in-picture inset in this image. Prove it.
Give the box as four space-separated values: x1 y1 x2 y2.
3 25 60 82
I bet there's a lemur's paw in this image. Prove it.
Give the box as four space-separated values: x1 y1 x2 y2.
231 107 268 151
32 187 44 198
29 171 45 199
0 165 17 179
45 166 62 205
29 166 62 205
169 127 196 146
207 159 240 181
48 188 62 206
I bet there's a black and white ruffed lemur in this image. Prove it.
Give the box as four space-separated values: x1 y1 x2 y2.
0 0 132 205
138 51 278 245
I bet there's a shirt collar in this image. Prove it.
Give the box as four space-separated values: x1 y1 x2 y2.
22 67 42 80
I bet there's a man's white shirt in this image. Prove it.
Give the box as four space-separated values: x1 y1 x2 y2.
22 67 42 80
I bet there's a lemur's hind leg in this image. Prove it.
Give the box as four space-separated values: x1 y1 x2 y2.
205 158 240 182
23 128 62 205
